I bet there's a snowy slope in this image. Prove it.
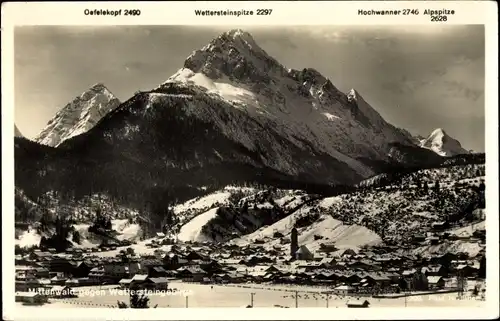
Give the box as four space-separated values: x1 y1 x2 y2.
177 207 220 242
35 83 121 147
173 190 232 215
420 128 469 157
160 29 418 178
231 209 382 251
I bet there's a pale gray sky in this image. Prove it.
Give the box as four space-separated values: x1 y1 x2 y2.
15 25 485 151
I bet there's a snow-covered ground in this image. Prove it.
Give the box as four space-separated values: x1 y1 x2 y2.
232 205 382 251
413 241 484 258
14 282 485 309
173 190 232 215
15 229 41 248
15 219 143 249
178 208 220 242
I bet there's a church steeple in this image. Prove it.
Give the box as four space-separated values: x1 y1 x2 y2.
290 218 298 259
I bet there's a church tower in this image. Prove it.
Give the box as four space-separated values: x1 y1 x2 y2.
290 226 298 258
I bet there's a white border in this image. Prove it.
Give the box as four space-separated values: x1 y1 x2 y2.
2 1 499 320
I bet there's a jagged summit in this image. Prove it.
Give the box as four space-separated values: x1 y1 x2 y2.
420 128 469 157
89 82 110 92
183 29 283 83
35 83 121 147
431 128 447 136
224 29 257 44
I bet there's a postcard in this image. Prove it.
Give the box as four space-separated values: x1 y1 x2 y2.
2 1 498 320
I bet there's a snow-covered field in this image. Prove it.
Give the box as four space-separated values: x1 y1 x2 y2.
15 282 485 309
231 206 382 251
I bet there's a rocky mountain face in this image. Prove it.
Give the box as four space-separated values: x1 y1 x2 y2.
419 128 469 157
15 29 466 228
177 30 417 176
34 83 121 147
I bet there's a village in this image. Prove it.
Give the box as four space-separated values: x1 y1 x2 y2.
15 220 486 308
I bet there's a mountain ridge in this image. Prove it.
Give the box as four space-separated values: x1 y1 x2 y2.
34 83 121 147
14 29 478 235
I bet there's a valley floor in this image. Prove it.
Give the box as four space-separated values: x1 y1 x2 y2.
15 282 486 309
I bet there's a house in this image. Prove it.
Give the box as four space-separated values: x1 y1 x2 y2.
29 251 52 262
65 279 80 287
72 261 91 278
319 258 336 268
422 265 448 277
130 274 149 288
313 270 336 283
75 277 94 286
332 284 356 296
50 275 68 286
345 273 362 285
162 253 188 270
402 270 428 291
346 299 370 308
364 273 391 287
341 248 359 257
119 278 133 289
34 267 50 279
455 265 478 277
318 242 338 253
431 252 458 266
88 267 105 282
199 260 223 275
431 222 449 231
103 262 129 280
185 250 207 261
48 256 75 276
177 266 207 282
427 276 445 289
295 245 314 261
146 277 169 290
148 266 168 278
330 262 347 271
349 260 375 271
156 232 166 239
15 292 48 305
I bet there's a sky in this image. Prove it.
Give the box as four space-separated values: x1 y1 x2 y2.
14 25 485 152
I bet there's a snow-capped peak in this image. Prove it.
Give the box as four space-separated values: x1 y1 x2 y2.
347 88 357 102
183 29 283 83
420 128 469 157
156 30 420 178
35 84 121 147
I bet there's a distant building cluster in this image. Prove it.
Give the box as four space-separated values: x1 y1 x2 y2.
15 224 486 305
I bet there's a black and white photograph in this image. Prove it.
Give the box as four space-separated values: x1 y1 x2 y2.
2 1 498 320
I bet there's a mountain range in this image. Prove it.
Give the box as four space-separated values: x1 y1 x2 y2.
14 29 474 228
